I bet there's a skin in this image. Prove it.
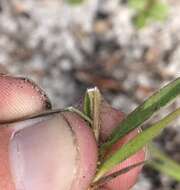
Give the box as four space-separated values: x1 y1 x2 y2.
0 74 145 190
99 102 145 190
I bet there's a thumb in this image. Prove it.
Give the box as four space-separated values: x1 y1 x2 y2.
0 75 98 190
8 112 97 190
0 74 51 190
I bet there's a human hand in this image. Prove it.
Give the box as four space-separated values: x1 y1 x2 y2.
0 74 145 190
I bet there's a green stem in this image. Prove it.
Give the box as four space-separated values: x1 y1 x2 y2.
66 107 93 125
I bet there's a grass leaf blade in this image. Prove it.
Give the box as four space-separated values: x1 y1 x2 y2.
95 108 180 181
83 87 102 141
101 78 180 151
148 144 180 181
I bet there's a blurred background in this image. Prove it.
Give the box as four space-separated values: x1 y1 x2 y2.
0 0 179 189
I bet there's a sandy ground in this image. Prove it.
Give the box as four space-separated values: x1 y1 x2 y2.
0 0 179 189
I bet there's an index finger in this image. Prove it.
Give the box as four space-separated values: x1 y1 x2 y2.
0 74 51 122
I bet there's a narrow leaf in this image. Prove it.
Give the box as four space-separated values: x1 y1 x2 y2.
101 78 180 152
95 108 180 182
83 87 102 141
148 144 180 181
66 106 92 125
83 92 91 118
92 161 145 188
92 88 102 141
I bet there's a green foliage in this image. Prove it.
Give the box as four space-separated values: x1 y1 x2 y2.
148 2 169 21
128 0 169 28
94 108 180 181
149 144 180 181
101 78 180 153
80 78 180 183
66 0 85 5
128 0 147 11
66 0 169 27
81 78 180 183
83 87 102 141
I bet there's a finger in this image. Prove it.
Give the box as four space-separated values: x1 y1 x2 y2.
0 76 98 190
8 112 98 190
0 74 51 123
100 102 146 190
99 101 125 143
0 74 51 190
62 112 98 190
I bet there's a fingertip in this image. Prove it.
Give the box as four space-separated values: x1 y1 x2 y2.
99 102 146 190
0 75 51 122
101 130 145 190
103 145 145 190
100 101 125 142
